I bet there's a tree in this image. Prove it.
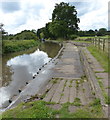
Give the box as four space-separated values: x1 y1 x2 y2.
40 32 45 39
0 23 8 40
43 22 56 39
0 23 4 32
49 2 80 39
86 29 95 36
97 28 107 36
49 21 67 38
37 27 46 39
13 30 38 40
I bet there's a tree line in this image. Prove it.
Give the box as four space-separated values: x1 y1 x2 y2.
37 2 109 40
1 2 109 41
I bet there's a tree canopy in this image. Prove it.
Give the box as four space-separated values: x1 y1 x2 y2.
97 28 107 36
37 2 80 40
49 2 80 39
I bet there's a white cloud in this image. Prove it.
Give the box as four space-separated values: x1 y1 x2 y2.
0 0 109 34
78 0 109 30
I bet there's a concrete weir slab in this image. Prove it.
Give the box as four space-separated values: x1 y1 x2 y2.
42 43 84 104
53 43 84 79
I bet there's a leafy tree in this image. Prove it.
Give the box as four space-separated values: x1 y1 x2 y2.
49 2 80 39
31 29 37 33
87 29 95 36
49 21 67 38
0 23 8 40
37 23 56 40
97 28 107 36
40 32 45 39
43 22 56 39
0 23 4 32
13 30 38 40
78 30 95 37
37 27 46 39
78 30 86 37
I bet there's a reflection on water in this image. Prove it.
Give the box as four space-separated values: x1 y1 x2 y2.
0 42 61 109
39 41 61 58
7 49 50 75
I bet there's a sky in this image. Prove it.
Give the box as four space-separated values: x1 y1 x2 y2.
0 0 109 34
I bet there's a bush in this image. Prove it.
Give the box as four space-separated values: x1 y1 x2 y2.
69 34 78 40
2 40 40 54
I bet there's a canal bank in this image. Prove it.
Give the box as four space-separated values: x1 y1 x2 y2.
2 41 109 118
0 41 62 111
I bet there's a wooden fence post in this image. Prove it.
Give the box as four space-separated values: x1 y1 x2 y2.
103 39 105 52
95 38 97 47
98 38 100 50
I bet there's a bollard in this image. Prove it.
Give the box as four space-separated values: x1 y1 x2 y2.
26 82 28 84
37 72 39 74
33 76 36 79
9 100 12 103
39 68 41 71
18 89 22 93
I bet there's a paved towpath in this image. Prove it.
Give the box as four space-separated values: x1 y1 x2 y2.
52 42 84 79
38 42 95 104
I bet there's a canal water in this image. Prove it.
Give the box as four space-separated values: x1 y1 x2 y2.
0 41 61 109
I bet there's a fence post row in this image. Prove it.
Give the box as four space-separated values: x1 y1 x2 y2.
92 37 108 53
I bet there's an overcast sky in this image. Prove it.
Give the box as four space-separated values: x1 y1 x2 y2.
0 0 109 34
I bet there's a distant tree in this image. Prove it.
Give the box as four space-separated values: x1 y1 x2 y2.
0 23 4 32
8 34 14 40
49 2 80 39
87 29 95 36
97 28 107 36
0 23 8 40
13 30 38 40
78 30 86 37
31 29 37 33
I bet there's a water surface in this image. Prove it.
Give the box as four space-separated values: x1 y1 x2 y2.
0 41 61 108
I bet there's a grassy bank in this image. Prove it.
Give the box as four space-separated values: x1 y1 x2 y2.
2 98 103 118
2 40 40 54
78 35 109 39
87 45 109 72
73 40 92 43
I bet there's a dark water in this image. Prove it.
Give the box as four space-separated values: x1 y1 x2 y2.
0 41 61 108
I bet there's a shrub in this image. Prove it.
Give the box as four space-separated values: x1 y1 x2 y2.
69 34 78 40
2 40 40 54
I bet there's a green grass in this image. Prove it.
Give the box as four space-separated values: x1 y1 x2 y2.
98 80 110 104
88 98 104 117
73 40 92 43
2 98 104 118
87 45 109 72
73 98 81 106
75 35 109 43
78 35 109 39
2 101 56 118
2 40 40 54
56 99 103 118
0 114 2 120
78 36 95 39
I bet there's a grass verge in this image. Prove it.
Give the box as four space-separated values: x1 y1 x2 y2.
73 40 92 43
2 98 104 118
87 45 109 72
98 80 110 104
